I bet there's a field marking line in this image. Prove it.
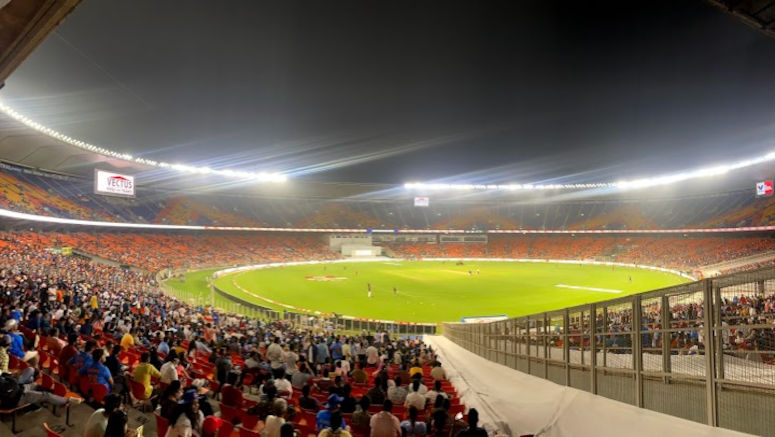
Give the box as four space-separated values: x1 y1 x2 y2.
555 284 622 294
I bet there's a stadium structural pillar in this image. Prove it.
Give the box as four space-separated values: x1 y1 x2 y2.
543 313 549 380
563 309 570 387
713 285 725 382
705 281 720 427
589 303 597 395
601 306 608 368
632 295 644 408
661 295 671 379
526 316 532 376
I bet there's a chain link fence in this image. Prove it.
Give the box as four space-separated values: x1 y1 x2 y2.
443 266 775 436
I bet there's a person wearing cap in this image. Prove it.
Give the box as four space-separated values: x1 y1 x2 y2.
201 416 224 437
1 333 83 410
316 394 347 431
317 411 352 437
4 318 39 367
166 388 204 437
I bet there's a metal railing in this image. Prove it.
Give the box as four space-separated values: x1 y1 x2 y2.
443 267 775 436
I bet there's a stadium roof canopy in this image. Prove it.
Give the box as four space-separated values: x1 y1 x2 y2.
0 0 774 202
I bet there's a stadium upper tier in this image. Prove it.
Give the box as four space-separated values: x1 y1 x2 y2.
0 162 773 230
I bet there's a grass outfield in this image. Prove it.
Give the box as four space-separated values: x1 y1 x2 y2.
206 261 689 323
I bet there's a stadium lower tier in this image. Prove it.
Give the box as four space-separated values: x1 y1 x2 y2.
0 230 773 435
6 231 770 274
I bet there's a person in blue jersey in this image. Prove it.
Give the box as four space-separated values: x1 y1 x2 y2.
81 348 113 392
68 340 97 373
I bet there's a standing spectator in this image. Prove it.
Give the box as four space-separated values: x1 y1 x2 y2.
267 337 284 370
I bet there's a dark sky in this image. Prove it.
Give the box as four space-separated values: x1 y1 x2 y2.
2 0 775 184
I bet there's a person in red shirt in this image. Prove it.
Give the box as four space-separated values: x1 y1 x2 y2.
58 332 79 382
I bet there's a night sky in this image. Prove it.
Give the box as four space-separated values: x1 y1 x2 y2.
2 0 775 184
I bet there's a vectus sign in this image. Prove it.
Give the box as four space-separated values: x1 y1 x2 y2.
94 170 135 197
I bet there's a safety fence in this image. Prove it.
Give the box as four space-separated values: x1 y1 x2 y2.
443 267 775 436
212 283 437 336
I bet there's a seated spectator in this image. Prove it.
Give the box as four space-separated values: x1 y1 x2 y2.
245 351 261 369
400 406 427 437
157 333 170 356
430 362 446 381
299 384 320 411
408 361 423 378
248 381 287 419
404 380 426 411
387 376 407 404
455 408 487 437
201 416 225 437
57 332 79 382
167 389 204 437
409 373 428 395
318 411 352 437
366 376 386 405
160 356 182 384
84 393 122 437
68 340 97 373
317 394 346 431
273 368 293 398
120 328 135 352
0 335 82 410
292 362 315 389
425 381 448 403
45 327 65 355
340 384 357 414
159 380 183 420
81 348 113 393
104 409 135 437
133 352 161 400
263 412 287 437
369 399 401 437
5 319 38 366
350 363 368 384
351 396 372 428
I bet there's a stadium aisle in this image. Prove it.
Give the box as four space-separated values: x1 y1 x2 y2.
423 336 752 437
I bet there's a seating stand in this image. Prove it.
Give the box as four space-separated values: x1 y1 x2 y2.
0 403 31 433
